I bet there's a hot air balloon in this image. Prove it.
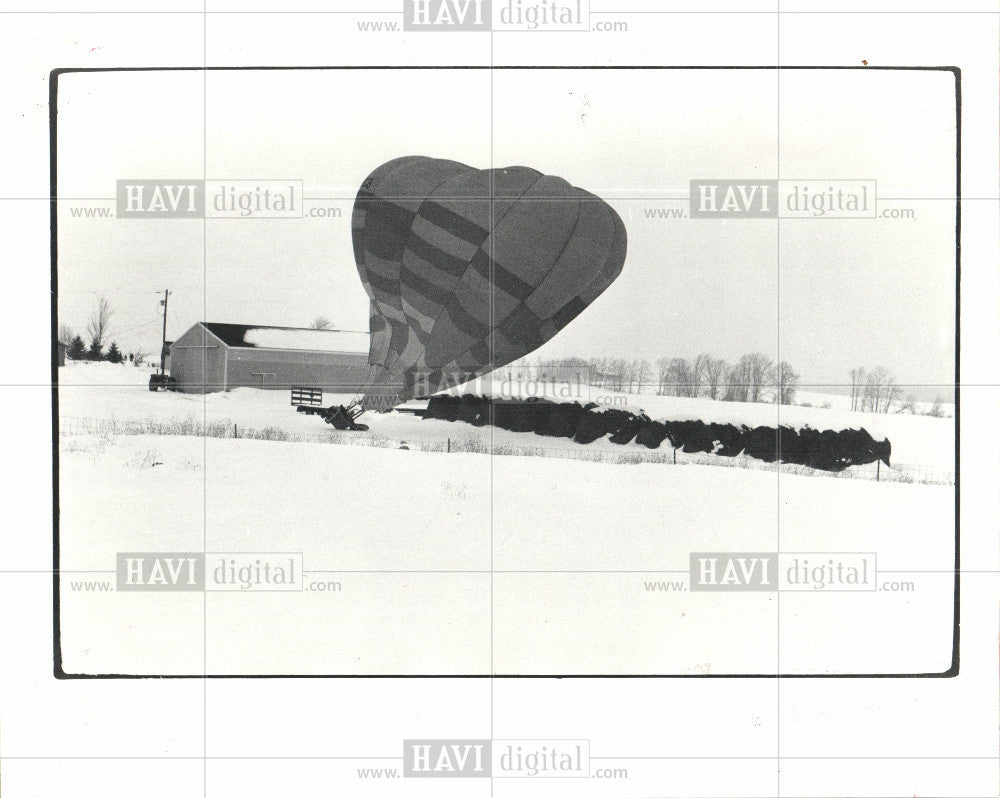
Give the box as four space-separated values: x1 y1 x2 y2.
352 156 627 409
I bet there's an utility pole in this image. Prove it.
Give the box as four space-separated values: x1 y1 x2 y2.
159 289 170 376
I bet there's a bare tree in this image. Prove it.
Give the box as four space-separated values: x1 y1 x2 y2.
655 357 668 395
862 366 891 413
853 365 901 413
882 378 900 414
86 296 114 350
623 359 635 392
587 357 603 388
129 347 150 366
310 316 332 330
743 353 775 403
776 361 800 405
615 358 629 392
724 358 752 402
849 367 866 411
897 393 917 414
657 357 685 396
596 357 628 392
703 357 728 400
663 357 697 397
623 358 647 393
722 353 774 403
862 375 877 412
634 359 651 394
58 324 75 346
691 354 709 398
594 357 610 391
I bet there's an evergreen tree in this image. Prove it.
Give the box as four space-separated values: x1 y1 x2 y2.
68 335 86 360
88 339 103 360
106 342 123 363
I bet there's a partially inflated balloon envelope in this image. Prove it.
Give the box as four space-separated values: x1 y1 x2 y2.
352 156 628 408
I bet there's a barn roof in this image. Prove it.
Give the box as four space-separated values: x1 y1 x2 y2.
201 323 369 354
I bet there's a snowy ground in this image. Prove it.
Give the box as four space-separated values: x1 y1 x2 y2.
56 362 957 676
59 433 955 676
58 361 955 473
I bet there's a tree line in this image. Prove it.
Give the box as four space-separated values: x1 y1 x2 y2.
534 353 802 406
532 354 948 417
58 296 149 365
849 366 947 417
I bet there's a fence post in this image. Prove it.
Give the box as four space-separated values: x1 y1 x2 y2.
876 460 880 481
234 424 237 438
447 438 451 453
673 447 677 465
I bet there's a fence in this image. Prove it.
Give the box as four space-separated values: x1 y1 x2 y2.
58 415 954 486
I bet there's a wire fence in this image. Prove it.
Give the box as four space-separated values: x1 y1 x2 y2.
58 415 954 486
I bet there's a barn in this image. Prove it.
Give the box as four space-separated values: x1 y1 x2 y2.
168 322 371 394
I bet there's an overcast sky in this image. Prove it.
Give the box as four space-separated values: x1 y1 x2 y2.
57 67 956 392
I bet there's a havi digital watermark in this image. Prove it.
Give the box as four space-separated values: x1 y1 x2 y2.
403 0 589 31
689 179 877 219
689 552 877 591
402 739 589 778
116 552 304 591
116 179 303 218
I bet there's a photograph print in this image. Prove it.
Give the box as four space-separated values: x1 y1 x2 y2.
53 66 958 677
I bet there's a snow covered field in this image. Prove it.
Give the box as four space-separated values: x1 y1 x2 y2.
56 362 957 676
58 362 954 474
